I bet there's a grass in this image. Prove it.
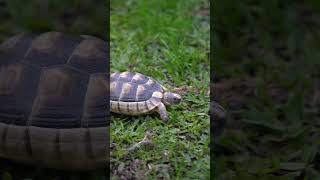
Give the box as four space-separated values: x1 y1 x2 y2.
213 0 320 179
110 0 210 179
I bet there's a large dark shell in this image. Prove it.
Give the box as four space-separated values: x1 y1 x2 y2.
0 32 109 129
110 72 164 102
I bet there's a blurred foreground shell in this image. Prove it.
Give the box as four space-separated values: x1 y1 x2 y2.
0 31 109 171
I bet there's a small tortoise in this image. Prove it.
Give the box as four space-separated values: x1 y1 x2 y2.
0 32 109 170
110 72 181 122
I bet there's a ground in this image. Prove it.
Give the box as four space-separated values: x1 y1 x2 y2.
110 0 210 179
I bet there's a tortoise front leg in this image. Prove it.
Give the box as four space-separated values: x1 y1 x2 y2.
157 102 169 122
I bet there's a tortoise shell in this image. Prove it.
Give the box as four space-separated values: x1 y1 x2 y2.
110 72 164 102
0 32 109 170
110 72 167 115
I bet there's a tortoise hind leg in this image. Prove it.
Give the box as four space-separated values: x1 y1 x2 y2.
157 103 168 123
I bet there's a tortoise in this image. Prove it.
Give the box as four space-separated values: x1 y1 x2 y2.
110 72 181 122
0 31 109 171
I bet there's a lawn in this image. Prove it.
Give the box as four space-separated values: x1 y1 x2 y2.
213 0 320 179
110 0 210 179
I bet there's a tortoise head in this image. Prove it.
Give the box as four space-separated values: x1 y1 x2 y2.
163 92 181 106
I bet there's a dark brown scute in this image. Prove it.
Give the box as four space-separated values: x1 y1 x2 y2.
0 32 109 129
85 128 94 159
23 32 81 67
54 130 61 160
0 124 8 154
81 74 109 128
4 125 31 157
0 63 41 126
0 33 35 64
25 126 108 169
67 38 109 74
29 66 89 128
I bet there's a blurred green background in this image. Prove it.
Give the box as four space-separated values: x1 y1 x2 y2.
213 0 320 179
0 0 107 41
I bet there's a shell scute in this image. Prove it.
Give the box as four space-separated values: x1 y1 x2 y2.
29 65 89 128
81 74 109 127
131 72 149 84
0 33 35 64
23 32 81 67
0 62 41 125
67 37 108 73
118 72 135 82
119 82 134 100
110 72 120 82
